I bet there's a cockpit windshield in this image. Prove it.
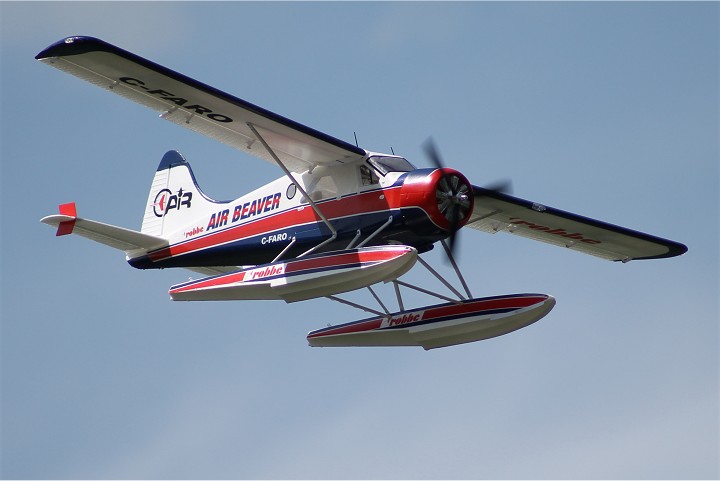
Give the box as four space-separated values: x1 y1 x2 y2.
367 156 416 175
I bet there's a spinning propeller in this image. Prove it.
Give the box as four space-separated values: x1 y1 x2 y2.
422 138 513 259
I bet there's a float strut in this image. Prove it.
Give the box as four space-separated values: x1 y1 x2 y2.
440 240 472 299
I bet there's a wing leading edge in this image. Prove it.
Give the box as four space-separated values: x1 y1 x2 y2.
468 187 687 262
36 36 366 173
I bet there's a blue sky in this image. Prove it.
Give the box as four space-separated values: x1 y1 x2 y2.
1 2 718 479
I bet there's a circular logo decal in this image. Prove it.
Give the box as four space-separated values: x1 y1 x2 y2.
153 189 173 217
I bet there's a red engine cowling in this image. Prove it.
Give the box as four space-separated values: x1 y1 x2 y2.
399 168 474 232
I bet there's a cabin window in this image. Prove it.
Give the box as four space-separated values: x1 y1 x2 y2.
301 174 338 203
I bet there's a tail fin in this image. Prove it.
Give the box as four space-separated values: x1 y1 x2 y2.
141 150 220 236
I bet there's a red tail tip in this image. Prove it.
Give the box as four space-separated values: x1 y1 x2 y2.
56 202 77 236
58 202 77 217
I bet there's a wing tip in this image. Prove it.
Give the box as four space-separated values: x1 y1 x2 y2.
36 36 107 61
625 241 688 261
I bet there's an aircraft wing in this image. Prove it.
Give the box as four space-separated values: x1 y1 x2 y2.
467 187 687 262
36 36 366 173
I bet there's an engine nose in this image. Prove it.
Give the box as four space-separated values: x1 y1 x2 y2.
399 168 475 232
436 170 473 226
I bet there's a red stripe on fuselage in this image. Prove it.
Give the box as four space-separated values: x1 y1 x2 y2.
149 186 408 263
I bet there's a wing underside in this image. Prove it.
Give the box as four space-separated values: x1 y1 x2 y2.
468 187 687 261
36 36 366 173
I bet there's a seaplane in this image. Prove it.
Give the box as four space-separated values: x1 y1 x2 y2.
37 36 688 350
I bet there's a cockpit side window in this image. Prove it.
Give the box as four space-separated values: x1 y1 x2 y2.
360 164 379 186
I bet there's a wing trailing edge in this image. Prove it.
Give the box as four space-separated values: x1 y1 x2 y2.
36 36 367 173
468 187 687 262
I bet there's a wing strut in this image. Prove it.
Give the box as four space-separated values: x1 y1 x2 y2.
247 122 337 257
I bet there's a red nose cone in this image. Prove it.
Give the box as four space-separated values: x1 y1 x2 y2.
400 168 474 231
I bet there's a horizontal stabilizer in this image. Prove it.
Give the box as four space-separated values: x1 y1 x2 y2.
41 202 167 256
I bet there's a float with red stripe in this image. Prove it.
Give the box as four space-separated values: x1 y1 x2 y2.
169 245 417 302
307 294 555 350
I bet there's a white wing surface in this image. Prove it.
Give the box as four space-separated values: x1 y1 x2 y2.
36 36 366 173
468 187 687 262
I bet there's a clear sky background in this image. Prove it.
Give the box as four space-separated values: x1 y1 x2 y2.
1 2 718 479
